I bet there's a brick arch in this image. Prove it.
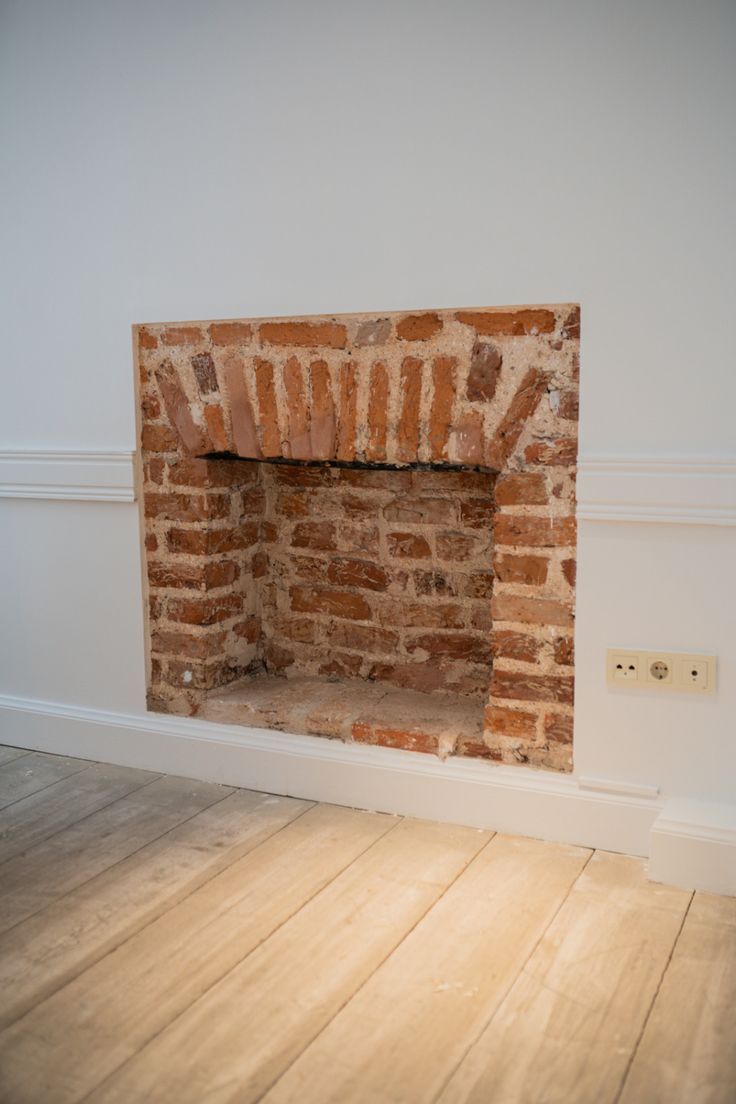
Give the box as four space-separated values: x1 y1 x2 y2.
136 304 578 770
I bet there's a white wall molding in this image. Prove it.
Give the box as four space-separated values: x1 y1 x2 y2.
577 455 736 526
0 450 136 502
649 797 736 896
0 692 661 859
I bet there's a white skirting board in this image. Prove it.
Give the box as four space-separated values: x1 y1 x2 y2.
2 695 733 893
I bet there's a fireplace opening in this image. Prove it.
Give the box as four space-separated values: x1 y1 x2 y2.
138 304 578 770
193 460 496 758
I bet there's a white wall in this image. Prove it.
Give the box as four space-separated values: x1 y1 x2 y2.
1 0 735 803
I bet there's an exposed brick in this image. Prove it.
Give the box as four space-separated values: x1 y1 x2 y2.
221 351 261 459
396 312 442 341
166 523 259 555
355 318 391 346
138 328 158 350
283 356 311 460
319 652 362 678
352 722 439 755
339 468 412 490
145 533 158 553
168 594 243 626
336 362 359 461
451 409 484 466
274 464 330 487
458 498 492 528
414 570 458 597
141 424 179 453
141 394 161 420
209 322 253 345
148 562 206 589
387 531 431 559
253 358 281 456
396 357 422 462
382 602 465 629
456 309 555 336
144 458 165 485
493 552 549 586
462 571 495 599
436 531 480 561
407 632 492 663
144 493 230 523
492 593 573 627
292 521 337 551
366 362 389 462
151 630 225 660
553 634 574 666
494 514 576 547
327 557 389 592
234 615 261 642
429 356 456 461
274 491 311 518
494 629 542 663
309 359 336 460
466 341 502 402
191 352 218 395
162 326 203 346
272 617 320 644
155 360 211 455
485 366 547 470
544 712 574 743
290 586 372 621
484 705 538 738
562 305 580 339
259 321 347 348
203 404 230 453
341 493 377 518
384 496 455 525
328 622 399 653
562 558 576 587
491 669 574 705
495 472 548 506
252 550 268 578
166 459 213 487
265 641 295 670
558 390 579 420
524 437 578 465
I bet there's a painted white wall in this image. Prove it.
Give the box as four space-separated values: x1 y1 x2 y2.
1 1 735 803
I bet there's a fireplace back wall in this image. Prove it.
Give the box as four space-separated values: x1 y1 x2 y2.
137 304 578 771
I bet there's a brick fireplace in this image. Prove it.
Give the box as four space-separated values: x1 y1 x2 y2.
135 305 578 771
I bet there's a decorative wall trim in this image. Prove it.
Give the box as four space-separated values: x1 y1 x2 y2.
0 450 136 502
0 692 660 859
577 455 736 526
649 797 736 896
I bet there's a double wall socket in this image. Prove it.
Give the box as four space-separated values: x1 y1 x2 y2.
606 649 717 694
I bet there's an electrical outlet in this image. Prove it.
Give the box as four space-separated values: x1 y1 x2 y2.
607 649 717 694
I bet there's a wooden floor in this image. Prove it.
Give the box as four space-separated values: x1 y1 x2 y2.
0 747 734 1103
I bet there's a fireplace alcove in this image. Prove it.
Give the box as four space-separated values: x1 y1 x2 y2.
136 305 578 771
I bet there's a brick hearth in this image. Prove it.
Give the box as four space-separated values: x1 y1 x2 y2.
135 304 578 771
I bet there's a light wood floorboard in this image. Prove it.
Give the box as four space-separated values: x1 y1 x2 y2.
0 746 733 1104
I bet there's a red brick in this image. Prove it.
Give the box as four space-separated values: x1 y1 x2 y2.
415 570 458 597
396 312 442 341
558 390 579 420
485 366 547 470
292 521 337 551
190 352 218 395
493 552 549 585
328 622 399 653
282 356 311 460
494 630 542 663
553 634 574 666
492 593 573 627
319 652 363 678
562 305 580 339
141 394 161 420
544 712 574 743
252 550 268 578
327 557 389 591
462 571 495 599
452 409 484 467
429 356 456 461
138 328 158 350
148 562 206 589
253 358 281 456
336 362 359 461
145 533 158 553
168 594 243 626
209 322 253 345
456 309 555 336
259 321 347 348
466 341 502 402
407 632 492 663
141 424 178 453
495 472 548 506
491 670 574 704
290 586 372 621
436 531 480 561
455 738 503 762
151 630 225 660
166 459 213 487
458 498 492 528
384 496 455 524
524 437 578 465
203 404 231 453
309 359 336 460
162 326 203 346
274 491 311 518
339 468 412 490
387 531 431 559
396 357 422 462
155 360 211 455
484 705 538 738
144 493 230 523
366 362 389 462
352 722 439 755
166 523 259 555
355 318 391 346
495 513 576 548
562 558 576 587
382 602 465 629
341 493 377 519
274 464 330 487
271 617 320 644
223 351 261 459
144 458 165 485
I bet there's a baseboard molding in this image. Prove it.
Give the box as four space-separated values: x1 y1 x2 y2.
0 692 661 858
649 797 736 896
0 451 135 502
577 455 736 525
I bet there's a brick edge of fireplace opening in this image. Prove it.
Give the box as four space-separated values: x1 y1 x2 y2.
134 303 579 772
